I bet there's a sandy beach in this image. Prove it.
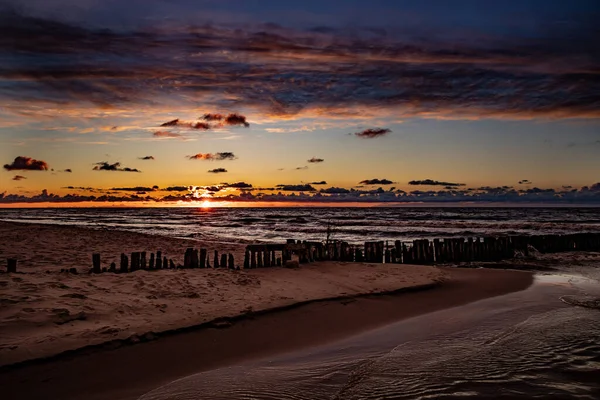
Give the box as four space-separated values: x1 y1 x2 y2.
1 221 445 367
0 221 535 400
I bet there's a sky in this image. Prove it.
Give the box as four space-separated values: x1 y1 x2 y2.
0 0 599 205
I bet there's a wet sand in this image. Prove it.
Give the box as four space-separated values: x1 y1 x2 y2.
1 267 533 400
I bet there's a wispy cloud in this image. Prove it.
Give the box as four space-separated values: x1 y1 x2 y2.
408 179 465 187
355 128 391 139
153 131 184 139
208 168 228 173
360 178 394 185
139 156 155 160
188 152 237 161
308 157 324 163
12 175 26 181
93 161 141 172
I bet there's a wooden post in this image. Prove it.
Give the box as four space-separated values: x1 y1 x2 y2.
156 251 162 269
200 249 207 268
220 254 227 269
163 256 168 269
131 252 140 271
244 250 250 269
184 248 192 269
7 258 17 273
92 253 101 273
149 253 155 269
214 251 220 268
251 250 257 268
109 262 116 272
228 254 235 269
264 249 270 267
257 251 263 267
276 257 282 266
141 252 147 269
120 253 128 273
169 259 176 269
271 251 276 266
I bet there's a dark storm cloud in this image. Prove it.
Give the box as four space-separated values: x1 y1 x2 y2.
308 157 324 163
320 187 351 194
354 128 391 139
223 113 250 127
12 175 26 181
188 152 236 161
276 184 316 192
2 11 599 120
111 186 157 192
93 161 140 172
408 179 466 187
3 182 600 204
208 168 228 173
224 182 253 189
139 156 155 160
165 186 190 192
202 113 224 121
360 179 394 185
3 156 49 171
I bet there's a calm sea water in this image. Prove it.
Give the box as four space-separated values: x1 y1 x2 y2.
1 207 600 244
140 270 600 400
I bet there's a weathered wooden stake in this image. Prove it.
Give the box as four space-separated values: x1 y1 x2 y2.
192 249 199 268
228 254 235 269
163 256 168 269
200 249 207 268
244 250 250 269
109 262 116 272
156 251 162 269
214 251 220 268
149 253 155 269
141 252 147 269
7 258 17 273
251 250 257 268
169 259 176 269
220 254 227 269
92 253 101 273
120 253 128 273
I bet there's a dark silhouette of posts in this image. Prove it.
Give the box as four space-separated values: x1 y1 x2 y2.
149 253 155 269
214 251 220 268
228 254 235 269
119 253 128 273
156 251 162 269
200 249 207 268
244 250 250 269
7 258 17 273
92 253 101 273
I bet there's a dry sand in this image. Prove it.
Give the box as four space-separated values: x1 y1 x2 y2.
0 221 445 367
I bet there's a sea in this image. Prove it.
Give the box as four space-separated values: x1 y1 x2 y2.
1 207 600 245
1 207 599 399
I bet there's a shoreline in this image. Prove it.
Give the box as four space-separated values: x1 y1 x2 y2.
1 267 533 400
0 281 441 371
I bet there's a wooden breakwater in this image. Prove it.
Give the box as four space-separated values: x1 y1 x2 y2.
2 233 599 274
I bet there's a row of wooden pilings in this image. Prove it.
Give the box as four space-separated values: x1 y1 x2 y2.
363 232 600 264
91 248 238 274
4 232 599 274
